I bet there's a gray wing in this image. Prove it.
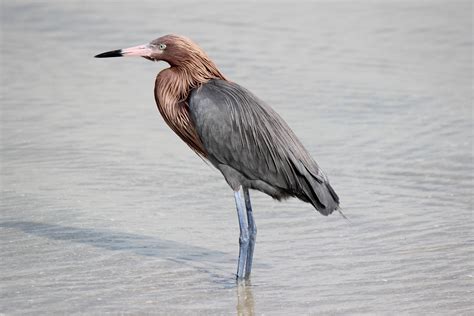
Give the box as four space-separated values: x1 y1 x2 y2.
188 79 339 215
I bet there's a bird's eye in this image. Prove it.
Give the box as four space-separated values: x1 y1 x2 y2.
159 43 167 50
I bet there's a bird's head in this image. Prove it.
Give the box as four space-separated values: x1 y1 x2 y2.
95 34 212 68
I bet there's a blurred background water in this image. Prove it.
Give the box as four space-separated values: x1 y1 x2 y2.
1 0 472 314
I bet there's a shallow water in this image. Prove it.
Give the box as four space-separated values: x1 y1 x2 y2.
1 0 472 314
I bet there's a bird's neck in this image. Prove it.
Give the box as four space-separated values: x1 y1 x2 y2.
156 61 225 104
154 65 224 157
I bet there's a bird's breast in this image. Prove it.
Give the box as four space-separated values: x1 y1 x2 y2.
154 74 207 157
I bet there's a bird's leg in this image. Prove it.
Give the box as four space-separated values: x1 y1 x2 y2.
234 188 249 280
243 187 257 279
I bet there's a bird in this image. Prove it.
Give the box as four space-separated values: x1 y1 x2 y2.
95 34 340 280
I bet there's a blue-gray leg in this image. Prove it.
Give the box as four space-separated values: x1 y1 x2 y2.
243 187 257 279
234 188 249 280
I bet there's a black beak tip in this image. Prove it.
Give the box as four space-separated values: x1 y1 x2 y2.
94 49 123 58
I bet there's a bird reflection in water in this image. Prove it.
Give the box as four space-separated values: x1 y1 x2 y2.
237 280 255 316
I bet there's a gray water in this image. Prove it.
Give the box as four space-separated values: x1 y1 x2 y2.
1 0 472 314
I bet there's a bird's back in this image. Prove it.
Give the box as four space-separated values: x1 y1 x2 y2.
188 79 339 215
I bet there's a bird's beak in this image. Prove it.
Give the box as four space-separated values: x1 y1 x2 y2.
95 43 153 58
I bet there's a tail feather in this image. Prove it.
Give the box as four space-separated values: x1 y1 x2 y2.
287 158 340 216
308 179 339 216
337 207 350 222
295 170 339 216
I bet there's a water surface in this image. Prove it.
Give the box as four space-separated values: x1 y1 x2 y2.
1 0 472 314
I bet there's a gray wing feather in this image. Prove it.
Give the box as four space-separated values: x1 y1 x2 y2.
188 79 339 215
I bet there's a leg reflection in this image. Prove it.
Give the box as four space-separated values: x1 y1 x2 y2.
237 280 255 316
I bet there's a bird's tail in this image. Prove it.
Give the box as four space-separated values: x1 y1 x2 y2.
310 180 340 216
297 170 340 216
288 158 340 216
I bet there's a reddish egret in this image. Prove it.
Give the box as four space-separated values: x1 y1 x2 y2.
95 34 340 280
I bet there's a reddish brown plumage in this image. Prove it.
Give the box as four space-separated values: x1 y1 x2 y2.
152 35 226 157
